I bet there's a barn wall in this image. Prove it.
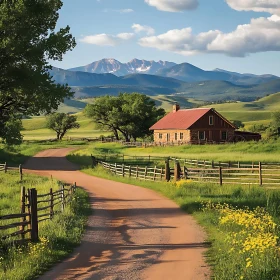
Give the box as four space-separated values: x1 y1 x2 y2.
153 130 190 144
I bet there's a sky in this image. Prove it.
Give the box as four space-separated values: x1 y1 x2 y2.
52 0 280 76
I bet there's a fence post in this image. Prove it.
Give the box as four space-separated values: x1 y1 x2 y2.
74 182 77 193
19 164 23 181
129 166 131 178
212 160 214 168
259 162 263 186
115 163 117 175
160 167 163 180
122 164 125 177
219 167 223 186
4 162 7 173
20 186 26 240
165 159 170 182
183 166 187 179
153 166 156 181
136 166 139 179
228 161 231 168
174 161 181 181
144 166 147 180
29 188 39 242
61 184 65 212
238 161 240 168
50 188 54 219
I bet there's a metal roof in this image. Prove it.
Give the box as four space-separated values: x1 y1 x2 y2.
150 108 212 130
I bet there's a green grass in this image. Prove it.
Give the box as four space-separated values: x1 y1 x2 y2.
203 92 280 127
68 148 280 280
0 172 90 280
22 112 109 140
67 140 280 163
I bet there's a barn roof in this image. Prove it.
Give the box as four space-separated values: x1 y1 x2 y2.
150 108 212 130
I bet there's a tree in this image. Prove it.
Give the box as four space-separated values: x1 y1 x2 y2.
84 93 165 142
231 120 245 129
265 111 280 138
0 0 76 144
46 113 80 140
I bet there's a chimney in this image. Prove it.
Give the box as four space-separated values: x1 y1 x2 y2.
173 103 180 113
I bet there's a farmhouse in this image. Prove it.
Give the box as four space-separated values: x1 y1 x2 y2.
149 104 260 144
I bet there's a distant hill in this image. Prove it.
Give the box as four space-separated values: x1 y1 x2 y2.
157 63 279 86
68 58 176 76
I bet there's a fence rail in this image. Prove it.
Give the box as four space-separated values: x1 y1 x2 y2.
0 163 23 180
0 183 77 243
97 157 280 186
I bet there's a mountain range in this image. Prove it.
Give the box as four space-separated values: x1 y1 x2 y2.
69 58 176 76
49 58 280 102
67 58 278 86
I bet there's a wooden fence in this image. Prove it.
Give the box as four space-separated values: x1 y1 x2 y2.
0 163 23 180
97 157 280 186
0 182 76 243
99 161 166 182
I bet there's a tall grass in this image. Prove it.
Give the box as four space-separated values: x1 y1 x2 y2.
0 172 90 280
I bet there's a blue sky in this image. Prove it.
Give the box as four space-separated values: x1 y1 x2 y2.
53 0 280 76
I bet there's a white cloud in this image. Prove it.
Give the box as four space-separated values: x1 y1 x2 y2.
139 15 280 57
80 33 134 46
144 0 199 12
132 23 155 35
118 9 134 13
226 0 280 15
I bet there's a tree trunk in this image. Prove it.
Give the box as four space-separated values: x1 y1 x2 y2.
112 127 119 140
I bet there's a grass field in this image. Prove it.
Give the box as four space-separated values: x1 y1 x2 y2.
22 113 110 140
0 171 90 280
68 140 280 162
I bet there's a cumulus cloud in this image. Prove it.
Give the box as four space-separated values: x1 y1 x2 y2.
144 0 199 12
226 0 280 15
132 23 155 35
138 15 280 56
80 33 134 46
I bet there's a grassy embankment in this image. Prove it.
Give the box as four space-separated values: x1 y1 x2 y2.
0 171 90 280
67 142 280 280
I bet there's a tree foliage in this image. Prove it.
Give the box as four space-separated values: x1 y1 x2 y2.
0 0 76 144
85 93 165 141
46 113 80 140
231 120 245 129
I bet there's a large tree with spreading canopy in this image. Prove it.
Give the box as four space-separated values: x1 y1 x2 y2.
0 0 76 144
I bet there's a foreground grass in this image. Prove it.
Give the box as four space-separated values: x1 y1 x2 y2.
68 150 280 280
0 172 91 280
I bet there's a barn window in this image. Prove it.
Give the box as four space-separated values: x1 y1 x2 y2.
199 131 205 140
209 115 214 125
167 133 170 142
221 131 227 140
175 133 178 140
180 132 184 140
159 133 162 139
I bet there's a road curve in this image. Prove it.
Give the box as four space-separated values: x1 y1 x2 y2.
24 148 210 280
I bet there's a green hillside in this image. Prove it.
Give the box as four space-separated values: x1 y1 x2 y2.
204 92 280 126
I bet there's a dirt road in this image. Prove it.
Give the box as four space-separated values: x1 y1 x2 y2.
24 148 210 280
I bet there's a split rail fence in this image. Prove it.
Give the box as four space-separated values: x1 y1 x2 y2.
0 183 76 244
95 155 280 186
0 163 23 180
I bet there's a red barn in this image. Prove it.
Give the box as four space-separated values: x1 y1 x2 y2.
150 104 260 144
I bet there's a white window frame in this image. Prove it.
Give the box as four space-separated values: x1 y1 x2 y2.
180 132 184 140
159 133 163 139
